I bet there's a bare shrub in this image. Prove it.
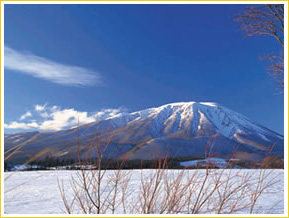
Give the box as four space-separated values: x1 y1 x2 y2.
58 131 282 214
57 125 136 214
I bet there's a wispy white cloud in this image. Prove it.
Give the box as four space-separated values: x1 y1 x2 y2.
93 108 127 120
4 46 102 87
35 104 46 112
4 121 39 130
39 108 96 131
4 104 126 131
19 111 32 121
34 104 51 118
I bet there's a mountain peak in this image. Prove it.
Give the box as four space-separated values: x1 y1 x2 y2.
5 101 283 163
154 101 219 108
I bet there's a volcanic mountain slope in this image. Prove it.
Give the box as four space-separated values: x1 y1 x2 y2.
5 101 284 163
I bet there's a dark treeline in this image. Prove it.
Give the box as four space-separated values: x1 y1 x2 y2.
4 155 284 171
4 156 76 171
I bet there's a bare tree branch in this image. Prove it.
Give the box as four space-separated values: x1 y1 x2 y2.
236 5 284 47
236 4 284 91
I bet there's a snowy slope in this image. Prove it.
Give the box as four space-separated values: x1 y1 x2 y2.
4 101 284 162
109 101 283 140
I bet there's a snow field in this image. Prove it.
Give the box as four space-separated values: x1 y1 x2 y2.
4 169 284 214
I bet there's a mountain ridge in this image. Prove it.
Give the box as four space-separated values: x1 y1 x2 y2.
5 101 284 163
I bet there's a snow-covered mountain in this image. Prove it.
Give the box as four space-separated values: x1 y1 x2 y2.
5 101 284 163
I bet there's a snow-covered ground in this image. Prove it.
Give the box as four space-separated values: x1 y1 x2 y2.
4 169 284 214
180 158 228 167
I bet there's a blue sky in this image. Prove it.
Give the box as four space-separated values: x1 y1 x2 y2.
4 4 284 134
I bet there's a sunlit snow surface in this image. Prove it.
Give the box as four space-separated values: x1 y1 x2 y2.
108 101 283 141
180 158 227 167
4 169 284 214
